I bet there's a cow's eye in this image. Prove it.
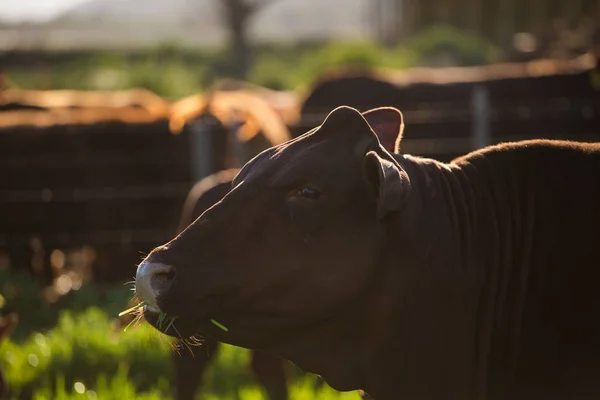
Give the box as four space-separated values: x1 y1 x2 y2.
296 187 321 200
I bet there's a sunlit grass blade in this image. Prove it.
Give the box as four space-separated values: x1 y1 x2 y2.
165 316 177 333
118 301 146 317
210 319 228 332
123 313 144 332
156 312 168 330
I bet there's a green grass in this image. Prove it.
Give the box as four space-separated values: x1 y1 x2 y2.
1 298 361 399
1 308 174 398
24 370 361 400
0 270 132 342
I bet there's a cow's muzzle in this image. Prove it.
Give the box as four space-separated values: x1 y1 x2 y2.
134 261 175 309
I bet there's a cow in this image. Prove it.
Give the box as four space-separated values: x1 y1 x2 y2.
0 313 18 399
171 168 289 400
133 105 600 400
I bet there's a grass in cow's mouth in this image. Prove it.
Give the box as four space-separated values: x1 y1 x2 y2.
210 318 229 332
156 310 178 333
118 296 228 333
118 300 147 332
124 313 144 332
117 291 206 356
118 301 146 317
117 301 176 333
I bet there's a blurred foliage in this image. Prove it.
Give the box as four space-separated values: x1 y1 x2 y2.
248 41 417 91
0 272 361 399
1 308 172 398
5 26 502 97
0 308 361 400
405 25 503 66
0 270 131 341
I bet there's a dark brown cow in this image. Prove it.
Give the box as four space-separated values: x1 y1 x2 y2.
134 105 600 400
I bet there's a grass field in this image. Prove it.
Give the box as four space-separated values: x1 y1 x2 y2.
0 271 362 399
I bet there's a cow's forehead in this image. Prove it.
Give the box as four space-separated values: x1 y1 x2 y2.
232 112 378 188
233 129 324 187
231 148 276 187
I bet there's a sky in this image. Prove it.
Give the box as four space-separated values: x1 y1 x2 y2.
0 0 91 22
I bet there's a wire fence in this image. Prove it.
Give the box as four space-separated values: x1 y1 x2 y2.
1 59 599 285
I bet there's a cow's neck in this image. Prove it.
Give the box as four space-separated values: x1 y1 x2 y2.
356 154 497 400
381 150 552 400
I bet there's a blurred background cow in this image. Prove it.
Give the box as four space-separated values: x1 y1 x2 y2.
0 0 599 399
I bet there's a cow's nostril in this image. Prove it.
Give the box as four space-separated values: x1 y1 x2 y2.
135 262 174 307
150 269 175 295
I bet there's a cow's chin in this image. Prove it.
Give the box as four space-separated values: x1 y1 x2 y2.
142 305 199 339
143 302 310 351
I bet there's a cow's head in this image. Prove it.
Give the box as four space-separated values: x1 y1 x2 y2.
135 106 409 388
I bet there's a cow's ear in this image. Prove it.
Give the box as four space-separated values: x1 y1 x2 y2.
319 105 371 133
363 151 410 220
362 107 404 153
314 106 383 156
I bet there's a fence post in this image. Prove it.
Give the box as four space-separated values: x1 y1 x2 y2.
188 119 214 182
470 84 491 150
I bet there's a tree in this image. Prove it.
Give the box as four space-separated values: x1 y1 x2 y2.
220 0 277 79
